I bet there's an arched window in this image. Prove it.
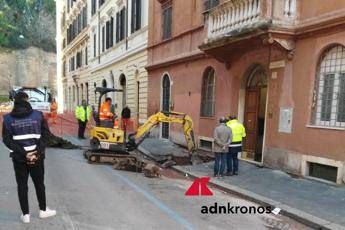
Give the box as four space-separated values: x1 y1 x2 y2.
72 86 75 102
315 45 345 128
200 67 215 117
102 79 107 88
81 83 84 100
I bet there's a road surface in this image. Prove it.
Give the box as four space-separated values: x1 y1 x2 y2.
0 137 310 230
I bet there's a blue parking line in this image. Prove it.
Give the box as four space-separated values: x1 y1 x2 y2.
108 167 195 230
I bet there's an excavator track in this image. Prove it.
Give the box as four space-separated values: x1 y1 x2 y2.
83 150 144 172
84 150 130 163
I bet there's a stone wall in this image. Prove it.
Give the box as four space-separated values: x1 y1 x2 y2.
0 47 56 97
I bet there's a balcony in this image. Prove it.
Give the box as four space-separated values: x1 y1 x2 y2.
201 0 297 62
205 0 270 41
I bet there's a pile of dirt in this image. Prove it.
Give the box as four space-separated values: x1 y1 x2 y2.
45 130 78 149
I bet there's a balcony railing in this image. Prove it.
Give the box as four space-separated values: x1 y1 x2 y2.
206 0 264 40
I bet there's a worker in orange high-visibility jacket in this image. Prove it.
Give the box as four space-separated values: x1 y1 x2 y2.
50 98 58 124
99 97 114 128
114 119 119 129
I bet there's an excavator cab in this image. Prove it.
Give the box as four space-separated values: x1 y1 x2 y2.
89 87 126 152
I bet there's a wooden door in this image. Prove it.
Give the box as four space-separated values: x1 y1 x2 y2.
243 88 260 154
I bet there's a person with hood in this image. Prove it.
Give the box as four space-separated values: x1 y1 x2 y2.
2 91 56 224
121 106 131 132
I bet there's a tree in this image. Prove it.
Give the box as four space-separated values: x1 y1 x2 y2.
0 0 56 52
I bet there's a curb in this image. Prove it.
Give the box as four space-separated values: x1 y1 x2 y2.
172 165 344 230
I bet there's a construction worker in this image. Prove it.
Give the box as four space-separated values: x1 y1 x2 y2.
50 98 58 124
2 91 56 224
100 97 114 128
213 117 232 178
121 106 131 132
226 116 246 176
75 99 91 139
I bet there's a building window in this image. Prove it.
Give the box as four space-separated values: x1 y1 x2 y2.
68 87 71 108
66 7 88 45
106 17 114 49
77 13 82 34
131 0 141 33
92 0 97 15
85 47 88 66
83 6 87 28
200 67 215 117
73 86 76 102
93 33 97 57
116 8 126 43
76 50 83 69
284 0 296 16
204 0 219 11
70 56 76 72
102 26 105 52
314 45 345 128
102 79 107 88
162 5 172 40
63 61 66 77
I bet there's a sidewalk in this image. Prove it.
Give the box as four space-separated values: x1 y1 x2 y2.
139 138 345 230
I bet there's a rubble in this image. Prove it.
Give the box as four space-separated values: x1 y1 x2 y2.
143 163 162 178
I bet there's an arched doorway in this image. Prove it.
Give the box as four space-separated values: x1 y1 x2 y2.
242 65 268 163
161 74 171 139
119 74 126 108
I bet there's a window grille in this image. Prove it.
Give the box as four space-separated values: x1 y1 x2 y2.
200 67 215 117
315 45 345 128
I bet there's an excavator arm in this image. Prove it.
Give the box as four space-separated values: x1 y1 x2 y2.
127 111 196 154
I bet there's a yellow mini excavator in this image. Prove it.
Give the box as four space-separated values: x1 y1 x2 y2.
84 87 196 164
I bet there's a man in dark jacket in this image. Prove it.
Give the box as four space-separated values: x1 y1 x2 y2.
2 91 56 224
121 106 131 132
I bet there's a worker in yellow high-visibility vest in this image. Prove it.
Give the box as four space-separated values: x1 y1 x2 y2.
75 100 91 139
226 116 246 176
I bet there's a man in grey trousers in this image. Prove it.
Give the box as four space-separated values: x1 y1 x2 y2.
213 117 232 177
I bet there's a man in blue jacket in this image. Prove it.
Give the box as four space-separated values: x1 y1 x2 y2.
2 91 56 223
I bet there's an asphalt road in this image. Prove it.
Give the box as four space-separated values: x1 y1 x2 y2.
0 137 310 230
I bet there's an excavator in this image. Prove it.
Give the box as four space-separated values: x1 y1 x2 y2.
84 87 196 165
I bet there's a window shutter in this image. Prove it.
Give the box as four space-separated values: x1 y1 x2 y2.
116 12 120 43
102 26 105 52
85 47 88 66
121 8 126 40
93 34 96 57
106 21 109 49
131 0 136 33
136 0 141 31
83 7 87 28
110 17 114 47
